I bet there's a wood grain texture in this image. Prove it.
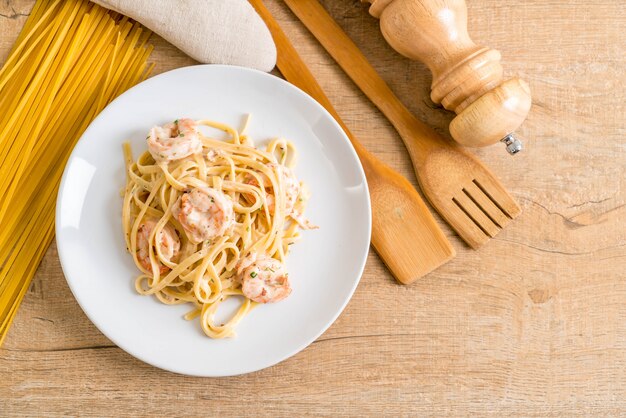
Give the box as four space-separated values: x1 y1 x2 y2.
1 0 625 416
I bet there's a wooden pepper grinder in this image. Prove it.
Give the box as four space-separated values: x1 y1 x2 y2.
362 0 531 154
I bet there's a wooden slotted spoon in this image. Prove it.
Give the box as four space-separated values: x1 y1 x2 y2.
283 0 521 249
250 0 455 284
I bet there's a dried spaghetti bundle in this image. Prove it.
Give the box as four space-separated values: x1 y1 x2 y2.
0 0 154 344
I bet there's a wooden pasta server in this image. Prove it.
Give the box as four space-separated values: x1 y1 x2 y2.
283 0 521 249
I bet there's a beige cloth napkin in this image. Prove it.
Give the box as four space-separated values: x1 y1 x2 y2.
91 0 277 72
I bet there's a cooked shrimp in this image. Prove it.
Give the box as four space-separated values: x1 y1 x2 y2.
173 187 234 243
245 163 300 215
236 253 291 303
136 218 180 274
147 118 202 163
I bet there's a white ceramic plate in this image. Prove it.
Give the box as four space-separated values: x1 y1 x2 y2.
56 65 371 377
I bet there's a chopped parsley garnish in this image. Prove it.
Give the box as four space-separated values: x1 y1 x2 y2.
174 119 178 124
250 271 257 278
179 133 184 137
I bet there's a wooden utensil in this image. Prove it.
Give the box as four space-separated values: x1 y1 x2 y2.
362 0 532 154
283 0 521 249
249 0 455 284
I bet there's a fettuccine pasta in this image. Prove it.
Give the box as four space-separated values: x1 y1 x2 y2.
122 116 316 338
0 0 153 345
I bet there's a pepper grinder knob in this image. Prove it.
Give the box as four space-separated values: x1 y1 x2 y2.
363 0 531 154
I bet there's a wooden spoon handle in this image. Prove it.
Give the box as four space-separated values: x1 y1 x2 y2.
249 0 454 284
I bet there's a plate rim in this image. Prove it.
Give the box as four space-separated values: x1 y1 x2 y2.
55 64 372 377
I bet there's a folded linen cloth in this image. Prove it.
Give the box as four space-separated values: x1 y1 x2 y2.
91 0 277 72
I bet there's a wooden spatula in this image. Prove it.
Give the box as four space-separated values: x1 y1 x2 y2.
283 0 521 249
249 0 455 284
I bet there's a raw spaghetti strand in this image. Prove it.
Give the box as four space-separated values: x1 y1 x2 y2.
0 0 154 346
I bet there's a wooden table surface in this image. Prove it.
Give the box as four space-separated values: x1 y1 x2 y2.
2 0 625 416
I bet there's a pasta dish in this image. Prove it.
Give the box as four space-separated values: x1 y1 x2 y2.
122 116 316 338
